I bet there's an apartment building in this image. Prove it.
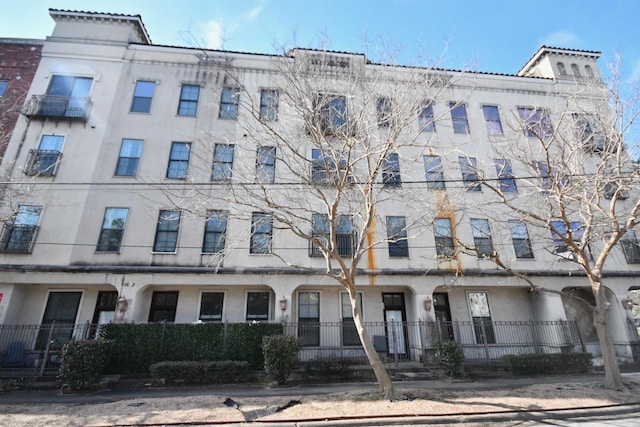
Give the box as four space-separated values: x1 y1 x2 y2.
0 10 638 364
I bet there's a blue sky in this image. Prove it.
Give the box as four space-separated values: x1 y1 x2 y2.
3 0 640 82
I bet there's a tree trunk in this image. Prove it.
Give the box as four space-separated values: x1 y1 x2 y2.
348 290 396 400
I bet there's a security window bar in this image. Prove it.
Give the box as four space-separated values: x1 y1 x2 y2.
460 157 481 191
202 211 227 253
434 218 455 258
376 97 392 127
166 142 191 179
621 230 640 264
96 208 128 252
24 135 64 176
0 205 41 253
470 218 494 258
199 292 224 322
115 139 142 177
153 210 181 252
382 153 401 188
250 213 273 254
246 291 270 321
177 84 199 116
518 107 552 139
482 105 503 135
256 146 276 183
219 87 240 119
212 144 235 181
508 220 534 259
130 81 155 113
386 216 409 257
418 101 436 132
310 213 355 257
259 89 278 121
424 155 445 190
494 159 517 192
449 102 469 134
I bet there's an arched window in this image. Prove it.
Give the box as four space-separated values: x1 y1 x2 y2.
571 63 581 77
557 62 567 75
585 65 594 78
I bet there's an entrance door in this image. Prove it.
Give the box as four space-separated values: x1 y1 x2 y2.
382 293 407 356
433 292 454 340
37 291 82 349
91 291 117 337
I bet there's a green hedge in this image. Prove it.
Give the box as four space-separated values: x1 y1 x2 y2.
58 339 113 390
101 322 283 375
303 357 358 381
263 335 299 384
149 360 251 385
500 352 593 377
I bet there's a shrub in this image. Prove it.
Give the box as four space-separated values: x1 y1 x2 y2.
500 352 592 377
303 357 358 381
436 340 465 378
226 322 284 368
262 335 299 384
58 339 113 390
149 360 251 385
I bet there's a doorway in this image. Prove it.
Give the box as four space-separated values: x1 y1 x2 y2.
382 293 407 357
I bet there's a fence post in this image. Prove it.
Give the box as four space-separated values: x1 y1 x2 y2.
419 320 426 366
391 318 399 367
339 320 344 359
480 321 490 363
40 321 56 377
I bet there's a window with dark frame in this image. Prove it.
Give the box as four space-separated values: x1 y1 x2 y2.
36 291 82 349
256 146 276 183
148 291 179 322
424 155 445 189
177 84 200 116
434 218 455 258
376 97 392 127
212 144 235 181
494 159 517 192
310 213 354 257
341 292 363 346
199 292 224 321
534 160 551 189
482 105 503 135
386 216 409 257
460 156 481 191
96 207 128 252
246 291 270 321
311 148 349 185
166 142 191 179
24 135 64 176
313 94 349 135
0 205 42 253
298 291 320 346
115 139 142 177
259 89 278 121
130 81 155 113
470 218 494 258
518 107 552 139
202 211 227 253
508 220 534 259
418 101 436 132
449 102 469 134
549 220 583 259
621 230 640 264
219 87 240 119
467 292 496 344
153 210 181 252
382 153 401 188
250 212 272 254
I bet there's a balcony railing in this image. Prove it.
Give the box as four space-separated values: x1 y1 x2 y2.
22 95 92 121
0 224 39 253
310 232 356 257
24 149 62 176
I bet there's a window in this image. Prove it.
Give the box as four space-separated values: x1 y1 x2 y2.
202 211 227 253
96 208 128 252
177 84 200 116
470 218 494 258
424 155 445 190
467 292 495 344
573 113 605 152
153 210 181 252
24 135 64 176
219 87 240 119
130 81 155 113
311 148 349 185
246 291 270 321
387 216 408 257
313 94 349 135
310 214 354 257
571 63 581 77
166 142 191 179
585 65 594 78
517 107 552 139
621 230 640 264
382 153 401 188
0 205 41 253
36 291 82 349
494 159 517 192
557 62 567 75
256 146 276 183
418 101 436 132
460 157 481 191
434 218 455 258
250 213 272 254
376 97 392 127
148 291 178 322
341 292 363 346
449 102 469 134
212 144 235 181
115 139 142 176
0 81 7 97
482 105 503 136
199 292 224 321
549 221 583 260
298 291 320 346
534 160 551 189
40 75 93 119
509 220 534 259
259 89 278 121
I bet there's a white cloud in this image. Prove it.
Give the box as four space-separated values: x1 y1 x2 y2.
203 20 224 49
539 31 581 48
245 2 264 21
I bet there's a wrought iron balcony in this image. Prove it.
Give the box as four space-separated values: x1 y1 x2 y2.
0 224 39 253
24 149 62 176
310 232 356 257
21 95 92 122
